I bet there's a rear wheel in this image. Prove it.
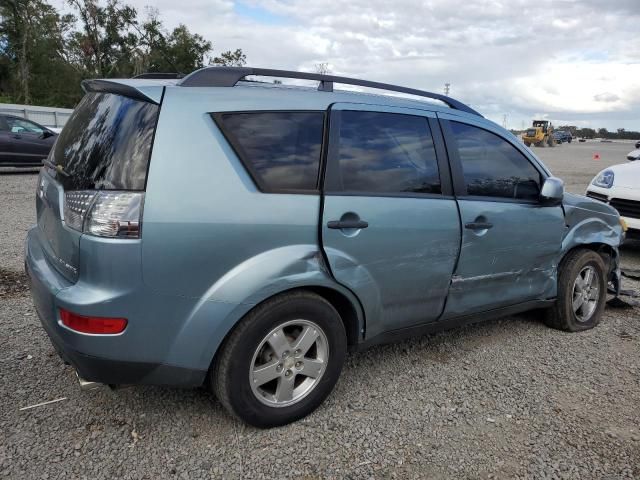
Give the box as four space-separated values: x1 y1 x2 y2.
544 249 606 331
212 291 347 428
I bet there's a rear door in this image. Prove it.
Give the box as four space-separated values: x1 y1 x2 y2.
438 114 565 317
321 104 461 338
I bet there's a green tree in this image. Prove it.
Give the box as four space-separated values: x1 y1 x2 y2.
212 48 246 67
0 0 80 105
0 0 244 107
66 0 138 77
135 9 212 74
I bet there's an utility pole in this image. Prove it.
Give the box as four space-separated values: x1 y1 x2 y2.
502 114 508 129
444 83 450 96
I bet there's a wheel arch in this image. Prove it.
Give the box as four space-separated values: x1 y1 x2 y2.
206 285 365 384
558 242 619 291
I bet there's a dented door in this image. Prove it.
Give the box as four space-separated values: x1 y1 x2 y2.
443 200 564 317
439 115 565 317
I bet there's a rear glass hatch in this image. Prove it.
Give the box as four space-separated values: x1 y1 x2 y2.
36 91 159 282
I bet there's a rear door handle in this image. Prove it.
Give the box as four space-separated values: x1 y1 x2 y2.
465 221 493 230
327 220 369 229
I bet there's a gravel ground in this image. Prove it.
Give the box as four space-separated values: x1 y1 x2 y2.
1 143 639 479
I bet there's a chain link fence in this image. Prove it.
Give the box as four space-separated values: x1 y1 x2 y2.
0 103 74 129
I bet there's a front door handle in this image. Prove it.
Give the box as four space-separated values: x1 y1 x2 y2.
327 220 369 229
465 221 493 230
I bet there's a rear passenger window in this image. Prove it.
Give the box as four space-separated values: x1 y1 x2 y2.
332 111 441 194
450 122 541 201
216 112 324 192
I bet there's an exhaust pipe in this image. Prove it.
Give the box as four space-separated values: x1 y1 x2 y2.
75 371 103 391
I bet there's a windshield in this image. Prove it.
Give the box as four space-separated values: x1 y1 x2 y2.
51 92 159 191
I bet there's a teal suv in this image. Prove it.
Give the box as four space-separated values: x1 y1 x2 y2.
25 67 625 427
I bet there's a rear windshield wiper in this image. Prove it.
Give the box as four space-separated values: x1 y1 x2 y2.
43 159 71 178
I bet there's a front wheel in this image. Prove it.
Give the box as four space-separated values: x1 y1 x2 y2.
212 291 347 428
544 249 607 331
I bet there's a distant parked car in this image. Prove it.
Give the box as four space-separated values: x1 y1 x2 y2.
0 114 58 167
552 131 565 144
627 149 640 161
553 130 572 143
587 162 640 240
635 140 640 149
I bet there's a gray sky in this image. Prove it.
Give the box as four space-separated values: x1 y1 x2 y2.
55 0 640 131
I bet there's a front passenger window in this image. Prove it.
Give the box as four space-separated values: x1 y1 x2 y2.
450 122 541 201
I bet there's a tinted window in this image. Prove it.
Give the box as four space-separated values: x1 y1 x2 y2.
334 111 440 194
218 112 324 191
450 122 541 200
52 93 159 191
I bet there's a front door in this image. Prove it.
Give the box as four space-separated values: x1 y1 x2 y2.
439 114 565 318
321 104 461 338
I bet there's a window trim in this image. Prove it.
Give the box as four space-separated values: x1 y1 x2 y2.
323 108 452 198
440 118 548 204
212 110 326 195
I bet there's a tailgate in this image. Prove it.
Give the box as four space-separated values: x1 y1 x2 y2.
36 171 82 282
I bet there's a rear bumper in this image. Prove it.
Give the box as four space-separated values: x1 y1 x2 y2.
25 227 207 387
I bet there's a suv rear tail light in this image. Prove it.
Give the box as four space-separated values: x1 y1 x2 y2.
63 191 144 238
60 308 127 334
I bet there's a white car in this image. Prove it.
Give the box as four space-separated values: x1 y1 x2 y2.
627 149 640 161
586 162 640 240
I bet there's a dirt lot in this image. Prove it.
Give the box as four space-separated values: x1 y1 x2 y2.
1 141 639 479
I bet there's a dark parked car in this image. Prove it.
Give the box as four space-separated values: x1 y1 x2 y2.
0 114 58 167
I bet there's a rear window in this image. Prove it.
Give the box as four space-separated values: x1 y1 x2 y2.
52 93 159 191
215 112 324 192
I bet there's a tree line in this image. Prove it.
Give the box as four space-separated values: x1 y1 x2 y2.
0 0 246 108
562 127 640 140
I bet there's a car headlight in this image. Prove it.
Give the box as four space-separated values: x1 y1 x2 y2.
592 170 614 188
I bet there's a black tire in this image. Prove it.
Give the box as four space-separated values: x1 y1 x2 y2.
544 249 607 332
212 291 347 428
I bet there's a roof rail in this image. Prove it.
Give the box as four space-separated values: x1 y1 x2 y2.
133 72 184 79
178 67 482 117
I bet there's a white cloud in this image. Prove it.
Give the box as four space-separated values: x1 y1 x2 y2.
52 0 640 129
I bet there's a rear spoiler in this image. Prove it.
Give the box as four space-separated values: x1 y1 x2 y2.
81 79 172 104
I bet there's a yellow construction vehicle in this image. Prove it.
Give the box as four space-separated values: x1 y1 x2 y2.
522 120 556 147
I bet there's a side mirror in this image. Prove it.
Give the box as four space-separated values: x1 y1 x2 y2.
42 130 55 139
540 176 564 206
